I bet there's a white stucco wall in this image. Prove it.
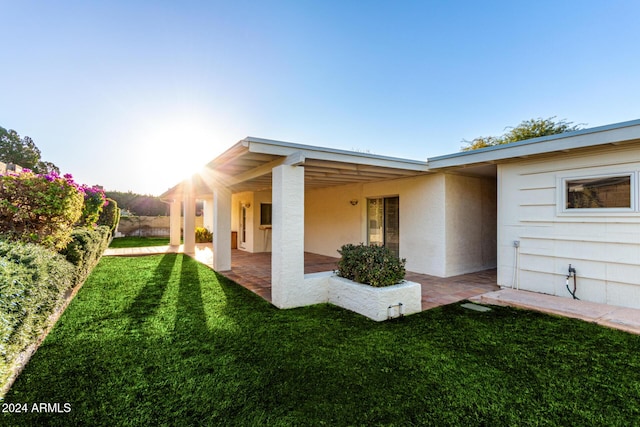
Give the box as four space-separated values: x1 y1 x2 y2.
363 175 448 276
232 191 254 252
304 183 364 259
232 172 496 277
252 190 273 253
304 173 495 277
231 191 272 253
444 174 497 276
497 144 640 309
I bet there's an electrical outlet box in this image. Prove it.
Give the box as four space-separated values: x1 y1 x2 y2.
513 240 520 248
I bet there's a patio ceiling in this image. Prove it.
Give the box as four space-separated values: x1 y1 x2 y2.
161 137 430 200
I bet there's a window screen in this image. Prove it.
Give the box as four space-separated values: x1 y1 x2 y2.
566 175 631 209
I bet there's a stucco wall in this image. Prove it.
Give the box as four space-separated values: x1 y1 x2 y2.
363 175 448 276
232 192 254 251
231 190 272 253
252 190 273 252
444 174 497 276
497 144 640 309
233 172 496 277
304 174 493 277
304 182 364 259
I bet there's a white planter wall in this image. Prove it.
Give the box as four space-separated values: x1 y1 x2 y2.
301 272 422 321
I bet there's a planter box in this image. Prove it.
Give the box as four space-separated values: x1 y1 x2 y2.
327 276 422 321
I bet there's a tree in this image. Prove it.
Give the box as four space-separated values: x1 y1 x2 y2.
105 191 169 216
461 117 584 151
0 126 59 173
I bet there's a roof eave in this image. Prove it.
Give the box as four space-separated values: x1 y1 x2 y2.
428 118 640 169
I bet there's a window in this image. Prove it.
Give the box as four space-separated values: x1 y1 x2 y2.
565 175 632 209
260 203 272 226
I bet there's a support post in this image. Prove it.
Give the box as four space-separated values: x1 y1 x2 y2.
169 200 181 246
213 186 232 271
271 164 305 308
183 192 196 254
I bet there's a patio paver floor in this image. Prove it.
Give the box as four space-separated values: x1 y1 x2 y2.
166 245 499 311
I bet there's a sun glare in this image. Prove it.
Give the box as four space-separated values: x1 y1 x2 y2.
131 113 226 195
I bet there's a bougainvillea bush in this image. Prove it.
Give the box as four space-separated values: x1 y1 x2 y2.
79 184 108 227
0 171 84 250
0 171 107 250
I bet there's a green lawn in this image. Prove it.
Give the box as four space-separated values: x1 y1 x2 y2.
108 236 171 248
3 254 640 426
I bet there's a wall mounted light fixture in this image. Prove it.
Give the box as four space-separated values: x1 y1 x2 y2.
350 199 359 206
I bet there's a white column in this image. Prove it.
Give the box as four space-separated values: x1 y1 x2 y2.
169 200 181 246
271 165 305 308
213 186 232 271
202 199 214 231
183 193 196 254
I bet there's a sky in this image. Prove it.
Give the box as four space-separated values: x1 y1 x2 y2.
1 1 640 196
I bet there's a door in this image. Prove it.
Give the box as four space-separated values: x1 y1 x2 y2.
240 204 248 247
367 196 400 257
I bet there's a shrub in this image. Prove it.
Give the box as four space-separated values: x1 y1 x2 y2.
0 170 83 250
60 226 111 282
0 240 76 386
98 198 120 234
195 227 213 243
79 185 107 227
336 243 406 287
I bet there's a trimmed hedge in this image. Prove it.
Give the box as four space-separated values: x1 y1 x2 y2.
336 243 406 287
98 198 120 234
1 226 111 393
60 226 112 280
0 240 76 386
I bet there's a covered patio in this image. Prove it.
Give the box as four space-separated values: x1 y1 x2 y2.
190 245 499 311
161 137 438 309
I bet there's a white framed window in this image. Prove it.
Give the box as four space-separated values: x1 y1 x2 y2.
559 172 636 214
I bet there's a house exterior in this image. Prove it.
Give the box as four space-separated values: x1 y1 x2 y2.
161 119 640 310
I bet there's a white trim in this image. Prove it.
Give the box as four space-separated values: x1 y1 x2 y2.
429 119 640 169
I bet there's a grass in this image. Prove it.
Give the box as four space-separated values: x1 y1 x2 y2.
3 254 640 426
108 237 171 248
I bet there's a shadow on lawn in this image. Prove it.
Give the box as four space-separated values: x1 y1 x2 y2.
122 253 176 332
175 255 208 338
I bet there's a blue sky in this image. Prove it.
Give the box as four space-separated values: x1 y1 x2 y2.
2 1 639 195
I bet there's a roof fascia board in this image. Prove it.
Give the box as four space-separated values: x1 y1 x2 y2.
428 119 640 169
243 137 428 172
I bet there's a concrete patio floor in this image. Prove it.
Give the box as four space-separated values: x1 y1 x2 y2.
104 244 640 334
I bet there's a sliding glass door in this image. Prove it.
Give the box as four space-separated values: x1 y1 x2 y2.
367 196 399 257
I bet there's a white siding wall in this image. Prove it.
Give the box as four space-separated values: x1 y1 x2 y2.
498 145 640 309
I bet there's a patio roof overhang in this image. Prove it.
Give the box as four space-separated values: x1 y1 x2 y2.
160 137 431 200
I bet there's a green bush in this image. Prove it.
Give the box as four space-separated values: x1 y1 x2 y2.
98 198 120 234
195 227 213 243
336 243 406 287
0 171 83 250
60 226 111 281
79 185 107 227
0 240 76 385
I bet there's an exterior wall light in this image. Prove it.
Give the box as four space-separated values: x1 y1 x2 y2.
350 199 359 206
